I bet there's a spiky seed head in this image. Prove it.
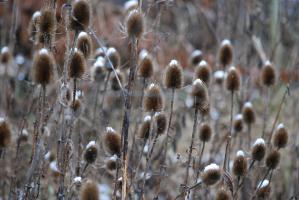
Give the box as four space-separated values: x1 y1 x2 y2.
256 180 271 198
105 47 120 71
242 102 255 124
226 66 241 91
1 46 11 64
251 138 266 161
164 59 184 89
261 61 276 87
199 122 212 142
232 150 247 177
71 98 82 117
104 127 121 156
106 155 117 171
154 112 167 135
84 141 98 164
273 123 288 149
126 9 144 39
124 0 138 13
80 180 99 200
191 79 209 111
233 114 243 133
143 83 164 112
194 60 211 86
29 11 41 42
219 39 233 67
214 70 226 85
94 47 107 60
0 118 11 148
202 163 221 185
190 49 203 66
32 48 55 86
110 70 124 91
91 57 106 82
266 150 280 169
215 188 232 200
77 31 92 59
70 0 91 31
139 115 151 139
69 48 86 79
138 51 154 79
38 9 56 45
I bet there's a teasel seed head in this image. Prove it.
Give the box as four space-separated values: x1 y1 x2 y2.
266 149 280 169
189 49 203 67
202 163 221 185
94 47 107 60
226 66 241 92
164 59 184 89
38 9 56 45
18 129 29 143
199 122 212 142
194 60 211 86
76 31 92 59
191 79 209 111
273 123 288 149
256 180 271 198
139 115 151 139
80 180 99 200
106 155 117 171
70 0 91 31
126 9 144 39
233 114 243 133
91 57 106 83
242 102 255 125
71 97 82 117
154 112 167 135
251 138 266 162
104 127 121 156
138 50 154 79
143 83 164 112
110 69 124 91
1 46 12 64
29 11 41 43
32 48 55 86
214 70 226 85
84 141 98 164
261 60 276 87
0 118 11 148
219 39 233 67
215 188 232 200
69 48 86 79
105 47 120 71
124 0 138 14
232 150 247 177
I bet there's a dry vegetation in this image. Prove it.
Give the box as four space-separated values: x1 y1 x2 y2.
0 0 299 200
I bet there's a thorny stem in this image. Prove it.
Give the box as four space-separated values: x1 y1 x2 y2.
195 142 205 183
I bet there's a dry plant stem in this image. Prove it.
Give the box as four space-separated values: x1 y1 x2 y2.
184 104 199 188
195 142 205 183
251 168 271 200
223 91 234 171
91 82 100 125
120 37 138 200
267 86 289 145
247 124 251 149
98 71 111 125
262 87 270 138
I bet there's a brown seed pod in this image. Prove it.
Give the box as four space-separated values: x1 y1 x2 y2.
273 123 288 149
77 32 92 59
242 102 255 125
232 151 247 177
190 49 203 67
106 47 120 71
138 50 154 79
91 57 106 82
139 116 151 139
256 180 271 198
164 59 184 89
126 9 144 39
70 0 91 31
233 114 243 133
80 180 99 200
69 48 86 79
191 79 209 111
0 118 11 148
261 61 276 87
71 98 82 117
0 47 12 64
219 39 233 67
154 112 167 135
265 149 280 169
32 48 55 86
110 70 124 91
38 9 56 45
194 60 211 86
199 122 212 142
106 155 117 171
143 83 164 112
215 188 232 200
202 163 221 185
104 127 121 156
84 141 98 164
226 66 241 91
29 11 41 43
251 138 266 162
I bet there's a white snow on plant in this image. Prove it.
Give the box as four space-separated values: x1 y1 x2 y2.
204 163 219 172
237 150 245 157
86 141 96 149
258 179 269 188
253 138 265 146
170 59 178 66
244 102 253 108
